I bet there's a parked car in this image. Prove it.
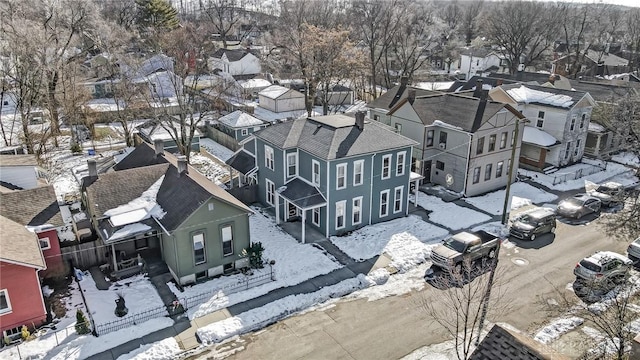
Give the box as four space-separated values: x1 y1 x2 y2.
509 207 557 241
556 193 602 219
430 230 499 272
587 181 624 207
627 237 640 264
574 251 632 284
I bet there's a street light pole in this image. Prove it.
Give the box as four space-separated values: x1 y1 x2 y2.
501 117 521 225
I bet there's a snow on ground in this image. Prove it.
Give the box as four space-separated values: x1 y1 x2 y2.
115 338 181 360
414 192 492 230
534 316 584 344
167 209 341 320
612 152 640 168
330 215 449 265
199 137 234 161
189 152 228 185
464 182 558 215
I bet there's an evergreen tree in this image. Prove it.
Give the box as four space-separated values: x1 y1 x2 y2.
135 0 180 33
75 309 91 335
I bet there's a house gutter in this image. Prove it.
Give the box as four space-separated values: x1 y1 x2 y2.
462 132 472 196
369 154 375 225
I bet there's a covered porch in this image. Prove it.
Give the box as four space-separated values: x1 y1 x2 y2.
275 178 327 244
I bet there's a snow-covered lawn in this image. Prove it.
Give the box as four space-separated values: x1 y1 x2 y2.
612 152 640 168
534 316 584 344
199 137 234 161
330 215 449 265
115 338 181 360
464 182 558 215
414 192 492 230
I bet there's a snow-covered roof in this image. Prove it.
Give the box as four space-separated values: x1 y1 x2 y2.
506 85 575 108
259 85 293 99
137 121 202 141
414 81 455 91
522 126 558 147
103 175 166 226
432 120 464 131
218 110 264 128
238 78 272 89
84 98 125 112
588 122 606 133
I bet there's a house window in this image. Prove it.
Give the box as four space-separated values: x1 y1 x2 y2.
266 179 275 205
0 289 11 315
287 153 297 178
476 137 484 155
394 186 403 213
312 160 320 186
500 132 508 149
394 123 402 133
580 114 586 129
488 134 496 151
353 160 364 186
565 142 571 159
382 154 392 179
39 237 51 250
574 139 581 156
473 167 481 184
208 203 215 211
264 145 274 170
221 225 233 256
374 114 379 121
485 164 492 181
380 190 390 217
570 116 576 131
426 130 434 147
511 130 516 146
241 128 248 136
396 152 406 176
193 232 206 265
536 111 545 128
439 131 448 149
436 161 445 170
336 200 346 230
496 161 504 177
312 208 320 226
336 163 347 190
352 197 363 225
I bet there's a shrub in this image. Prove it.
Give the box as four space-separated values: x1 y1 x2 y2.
70 142 82 154
75 309 90 335
242 242 265 269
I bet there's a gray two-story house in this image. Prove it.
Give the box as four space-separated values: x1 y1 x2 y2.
238 112 418 242
383 90 526 197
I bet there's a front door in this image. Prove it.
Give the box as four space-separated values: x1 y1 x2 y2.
423 160 432 182
288 202 300 221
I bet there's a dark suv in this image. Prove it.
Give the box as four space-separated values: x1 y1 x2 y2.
509 207 557 241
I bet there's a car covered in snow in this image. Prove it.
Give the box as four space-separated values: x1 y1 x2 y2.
627 237 640 264
574 251 632 283
586 181 624 207
556 193 601 219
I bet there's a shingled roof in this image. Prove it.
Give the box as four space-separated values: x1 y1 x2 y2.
470 324 570 360
212 48 253 62
399 93 524 133
254 114 417 160
0 154 38 166
0 215 46 269
367 84 439 110
0 185 64 227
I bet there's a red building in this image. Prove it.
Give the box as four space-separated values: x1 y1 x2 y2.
0 216 48 339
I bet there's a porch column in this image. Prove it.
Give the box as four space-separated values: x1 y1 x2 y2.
111 244 117 271
301 209 306 244
595 134 602 156
413 179 419 205
275 192 280 225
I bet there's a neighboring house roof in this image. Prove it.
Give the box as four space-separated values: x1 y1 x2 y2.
570 80 639 103
470 324 570 360
459 47 493 58
238 78 272 89
254 114 417 160
212 49 254 62
398 93 524 133
501 84 591 108
136 119 202 142
488 72 554 84
447 75 517 93
279 178 327 210
219 110 264 128
0 215 46 269
522 126 560 147
0 185 64 228
367 84 439 110
226 149 256 174
585 49 629 67
0 154 38 166
258 85 301 99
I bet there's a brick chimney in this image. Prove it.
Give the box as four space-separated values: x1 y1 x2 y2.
408 89 416 104
88 159 97 177
355 111 366 130
177 155 188 176
154 139 164 157
473 79 483 99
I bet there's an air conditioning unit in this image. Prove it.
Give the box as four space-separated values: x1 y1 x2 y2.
439 143 447 149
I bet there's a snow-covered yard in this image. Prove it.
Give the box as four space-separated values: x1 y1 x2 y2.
464 182 558 215
414 192 492 230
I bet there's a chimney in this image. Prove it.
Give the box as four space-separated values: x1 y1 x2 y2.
496 79 503 86
88 159 97 177
154 139 164 157
177 155 188 175
355 111 365 130
407 89 416 104
473 79 483 99
400 76 408 87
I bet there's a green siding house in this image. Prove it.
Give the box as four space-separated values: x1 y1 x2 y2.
83 141 252 285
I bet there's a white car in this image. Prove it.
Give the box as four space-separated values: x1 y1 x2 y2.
627 237 640 264
586 181 624 207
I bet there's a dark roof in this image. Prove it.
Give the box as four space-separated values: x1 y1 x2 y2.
488 72 554 84
470 324 570 360
447 75 518 92
367 84 439 110
0 185 64 227
113 144 169 171
279 178 327 210
570 80 640 103
404 93 523 132
212 49 253 62
0 180 23 190
226 150 256 174
254 115 417 160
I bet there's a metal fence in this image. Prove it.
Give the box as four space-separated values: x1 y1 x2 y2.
552 163 606 185
180 271 274 310
3 322 89 360
94 306 169 336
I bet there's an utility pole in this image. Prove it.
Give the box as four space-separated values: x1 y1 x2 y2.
501 117 521 225
476 240 500 346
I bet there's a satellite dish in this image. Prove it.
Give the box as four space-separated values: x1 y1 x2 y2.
446 173 454 187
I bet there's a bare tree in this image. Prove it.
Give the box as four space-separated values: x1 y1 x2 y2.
200 0 247 49
419 257 511 360
625 9 640 73
460 1 484 47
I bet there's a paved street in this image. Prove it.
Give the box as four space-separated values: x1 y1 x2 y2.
213 215 629 360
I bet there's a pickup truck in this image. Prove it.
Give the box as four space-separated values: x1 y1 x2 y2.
430 230 500 271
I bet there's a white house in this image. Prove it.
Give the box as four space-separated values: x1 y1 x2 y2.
490 84 596 171
258 85 306 113
459 47 510 79
208 49 261 76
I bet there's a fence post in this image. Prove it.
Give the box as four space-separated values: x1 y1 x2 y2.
16 343 21 359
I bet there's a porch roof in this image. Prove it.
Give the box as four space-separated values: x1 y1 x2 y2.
226 149 256 174
522 126 560 147
98 217 159 245
278 178 326 210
